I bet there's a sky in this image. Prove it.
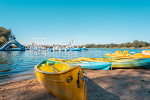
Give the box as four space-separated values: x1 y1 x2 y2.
0 0 150 45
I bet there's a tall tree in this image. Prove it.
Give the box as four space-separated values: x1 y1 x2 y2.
125 42 132 48
133 40 140 48
0 27 12 47
140 41 148 47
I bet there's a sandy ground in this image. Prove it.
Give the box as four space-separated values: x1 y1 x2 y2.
0 69 150 100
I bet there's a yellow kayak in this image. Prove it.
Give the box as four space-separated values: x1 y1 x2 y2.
111 58 150 69
104 51 150 59
35 60 87 100
142 50 150 55
105 51 131 58
48 57 109 63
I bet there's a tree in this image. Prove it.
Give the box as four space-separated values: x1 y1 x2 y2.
133 40 140 48
125 42 132 48
140 41 148 47
0 27 13 47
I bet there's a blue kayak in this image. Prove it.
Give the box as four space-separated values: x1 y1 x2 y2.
81 48 88 51
137 58 150 69
72 62 111 70
69 48 82 51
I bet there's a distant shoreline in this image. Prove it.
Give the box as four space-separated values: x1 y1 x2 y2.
86 47 150 49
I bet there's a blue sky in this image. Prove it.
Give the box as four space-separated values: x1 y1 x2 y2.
0 0 150 45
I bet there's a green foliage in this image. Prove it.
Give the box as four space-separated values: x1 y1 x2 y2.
133 40 140 48
81 40 150 48
140 41 148 47
125 42 132 48
0 27 13 47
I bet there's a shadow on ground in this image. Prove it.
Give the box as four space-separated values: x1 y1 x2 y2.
87 79 120 100
85 69 150 100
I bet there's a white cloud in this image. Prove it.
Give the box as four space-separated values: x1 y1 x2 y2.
22 41 55 45
32 38 46 40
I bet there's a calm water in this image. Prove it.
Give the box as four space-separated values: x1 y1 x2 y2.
0 48 149 84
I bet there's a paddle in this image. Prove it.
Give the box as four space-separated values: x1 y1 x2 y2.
47 62 58 72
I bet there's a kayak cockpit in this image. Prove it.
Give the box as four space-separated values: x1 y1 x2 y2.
37 60 71 73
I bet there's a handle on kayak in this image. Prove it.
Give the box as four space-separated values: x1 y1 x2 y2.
77 71 88 88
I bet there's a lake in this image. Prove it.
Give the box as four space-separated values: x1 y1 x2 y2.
0 48 149 84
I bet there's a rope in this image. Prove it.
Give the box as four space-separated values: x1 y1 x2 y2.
82 78 86 100
78 71 88 82
78 71 88 100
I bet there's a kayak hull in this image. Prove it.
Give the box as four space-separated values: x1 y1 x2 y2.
35 64 87 100
72 62 111 70
103 56 121 60
48 58 111 70
112 58 150 69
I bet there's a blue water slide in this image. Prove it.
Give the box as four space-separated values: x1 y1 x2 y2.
0 38 25 51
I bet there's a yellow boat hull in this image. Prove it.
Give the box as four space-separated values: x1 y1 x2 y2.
35 65 87 100
111 58 150 69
